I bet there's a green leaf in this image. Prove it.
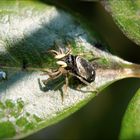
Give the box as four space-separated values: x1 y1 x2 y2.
120 88 140 140
0 0 140 139
102 0 140 46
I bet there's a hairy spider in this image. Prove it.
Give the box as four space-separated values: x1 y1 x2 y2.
42 45 96 91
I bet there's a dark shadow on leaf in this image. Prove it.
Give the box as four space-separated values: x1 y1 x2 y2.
0 1 107 94
38 76 65 92
38 76 65 101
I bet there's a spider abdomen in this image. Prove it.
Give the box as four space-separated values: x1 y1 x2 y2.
64 55 95 83
75 56 95 82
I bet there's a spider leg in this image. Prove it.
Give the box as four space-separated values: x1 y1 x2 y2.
42 70 62 85
48 50 59 55
41 69 60 78
59 48 64 54
70 73 90 86
63 73 69 94
90 57 100 61
71 73 99 95
65 43 72 56
77 50 100 61
89 56 100 70
54 41 64 54
70 73 98 93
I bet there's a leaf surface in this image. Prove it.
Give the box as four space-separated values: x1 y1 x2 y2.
0 1 140 139
102 0 140 46
120 88 140 140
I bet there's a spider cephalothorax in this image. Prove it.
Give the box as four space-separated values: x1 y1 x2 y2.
42 45 96 89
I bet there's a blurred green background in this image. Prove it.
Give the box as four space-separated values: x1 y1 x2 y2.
25 1 140 140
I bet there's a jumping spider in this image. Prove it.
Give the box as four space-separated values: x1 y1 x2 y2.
42 45 96 92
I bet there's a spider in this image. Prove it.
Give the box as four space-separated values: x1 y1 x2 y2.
41 45 96 91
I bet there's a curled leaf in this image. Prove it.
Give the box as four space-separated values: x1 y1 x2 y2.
102 0 140 46
0 1 140 139
120 88 140 140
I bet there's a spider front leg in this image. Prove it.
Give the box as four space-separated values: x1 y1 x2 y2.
41 69 62 85
63 73 69 94
41 69 60 78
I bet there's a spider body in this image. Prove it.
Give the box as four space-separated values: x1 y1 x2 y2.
62 54 95 83
42 46 96 87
